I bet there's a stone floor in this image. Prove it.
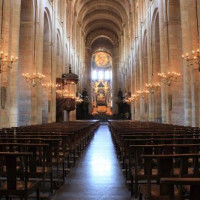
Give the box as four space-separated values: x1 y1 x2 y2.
50 125 131 200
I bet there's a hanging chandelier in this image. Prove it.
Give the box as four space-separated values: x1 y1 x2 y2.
0 51 18 73
22 72 45 87
145 82 160 94
22 0 45 87
158 72 180 86
136 90 149 98
124 94 139 104
42 82 60 91
182 49 200 71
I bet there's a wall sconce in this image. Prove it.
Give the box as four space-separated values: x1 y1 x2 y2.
182 49 200 71
0 51 18 73
22 72 45 87
124 94 139 104
145 82 160 94
42 82 60 93
158 72 180 86
136 90 149 98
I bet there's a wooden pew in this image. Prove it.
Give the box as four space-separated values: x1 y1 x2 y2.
160 177 200 200
129 144 200 197
0 152 40 200
139 153 200 200
0 120 100 197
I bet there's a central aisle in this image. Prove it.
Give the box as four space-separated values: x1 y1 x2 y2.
51 125 131 200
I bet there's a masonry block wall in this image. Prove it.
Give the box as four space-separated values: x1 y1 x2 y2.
0 0 199 127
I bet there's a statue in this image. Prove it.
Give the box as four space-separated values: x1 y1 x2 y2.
82 88 88 98
117 88 123 100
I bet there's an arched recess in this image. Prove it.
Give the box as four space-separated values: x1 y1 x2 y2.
152 9 162 122
142 30 149 119
86 28 119 48
43 8 52 80
75 0 128 26
42 8 52 124
134 44 140 120
56 30 63 77
18 0 35 126
152 10 161 76
142 31 148 84
135 45 140 91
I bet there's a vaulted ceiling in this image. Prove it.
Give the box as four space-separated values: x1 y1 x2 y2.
72 0 132 53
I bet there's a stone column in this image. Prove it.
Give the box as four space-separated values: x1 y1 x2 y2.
85 46 92 114
163 0 184 125
9 0 21 127
113 46 119 114
190 1 199 127
31 1 43 125
159 1 169 124
0 0 12 127
51 2 57 123
130 49 135 120
180 0 193 126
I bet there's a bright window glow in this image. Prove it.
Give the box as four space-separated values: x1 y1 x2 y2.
105 70 110 80
98 71 104 80
92 70 97 80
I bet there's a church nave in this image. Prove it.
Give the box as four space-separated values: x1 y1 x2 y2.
50 125 131 200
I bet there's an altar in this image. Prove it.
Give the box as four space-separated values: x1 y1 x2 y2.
91 51 113 116
92 80 112 116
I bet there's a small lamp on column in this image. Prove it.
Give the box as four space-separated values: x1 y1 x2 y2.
182 49 200 71
0 51 18 73
145 82 160 94
124 93 139 104
136 90 149 98
158 72 180 87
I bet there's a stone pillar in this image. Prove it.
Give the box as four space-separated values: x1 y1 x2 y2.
9 0 21 127
0 0 12 127
85 46 92 114
149 93 155 121
18 2 34 126
147 7 154 122
31 1 43 125
180 0 193 126
51 3 57 123
190 1 199 127
164 0 184 125
113 46 119 114
130 50 135 120
158 1 169 124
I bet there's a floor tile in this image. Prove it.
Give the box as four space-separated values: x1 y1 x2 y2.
50 125 131 200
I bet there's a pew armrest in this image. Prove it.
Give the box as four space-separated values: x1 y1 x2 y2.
161 177 200 185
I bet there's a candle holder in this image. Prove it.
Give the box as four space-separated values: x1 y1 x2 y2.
42 82 61 93
158 72 180 86
145 82 160 94
136 90 149 98
182 49 200 71
124 94 139 104
0 51 18 73
22 72 45 87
